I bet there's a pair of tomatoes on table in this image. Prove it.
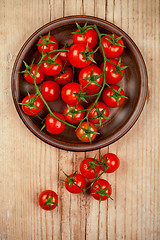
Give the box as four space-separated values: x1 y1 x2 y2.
20 22 127 143
39 152 120 210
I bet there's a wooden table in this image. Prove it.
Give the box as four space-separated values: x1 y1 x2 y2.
0 0 159 239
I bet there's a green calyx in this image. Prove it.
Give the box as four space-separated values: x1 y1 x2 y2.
19 93 40 113
80 123 99 143
80 43 99 64
64 105 84 121
109 86 127 106
81 69 103 89
63 171 77 188
92 183 113 202
42 52 61 67
37 31 57 48
103 33 124 47
20 59 35 76
90 105 109 126
73 87 88 104
86 155 100 175
72 22 93 40
43 194 58 210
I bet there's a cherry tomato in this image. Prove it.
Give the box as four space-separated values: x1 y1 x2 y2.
53 67 73 85
61 82 84 105
21 94 44 116
87 101 109 124
39 190 58 211
99 153 120 173
68 43 94 68
76 121 98 143
65 173 86 194
58 47 70 66
73 27 98 49
90 179 112 201
64 104 85 125
79 65 104 90
100 59 125 84
37 34 58 55
45 112 65 135
41 80 60 101
80 158 100 179
41 53 62 76
24 64 45 84
99 34 124 58
102 84 125 108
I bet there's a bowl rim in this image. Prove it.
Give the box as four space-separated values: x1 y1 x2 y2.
11 15 148 152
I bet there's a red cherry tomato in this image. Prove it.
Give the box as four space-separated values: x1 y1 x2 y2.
64 104 85 125
37 35 58 55
45 112 65 135
68 44 94 68
21 94 44 116
41 54 62 76
24 64 45 84
79 65 104 90
101 59 125 84
80 158 100 179
99 34 124 58
90 179 112 201
76 121 98 143
102 84 125 108
53 67 73 85
58 47 70 66
61 82 84 105
73 28 98 49
87 101 109 124
99 153 120 173
39 190 58 211
65 173 86 194
41 81 60 101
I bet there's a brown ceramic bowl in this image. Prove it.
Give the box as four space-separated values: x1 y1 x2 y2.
11 15 148 151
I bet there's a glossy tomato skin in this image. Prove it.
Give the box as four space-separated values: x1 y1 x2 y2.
73 28 98 48
45 112 65 135
41 54 62 76
100 59 125 84
65 173 86 194
24 64 45 84
21 94 44 116
53 67 73 85
100 153 120 173
102 84 125 108
64 104 85 125
99 34 124 58
61 82 83 105
41 81 60 101
68 44 94 68
90 179 112 201
80 158 100 179
76 121 97 143
87 101 109 124
39 190 58 211
58 47 70 66
37 35 58 54
79 65 104 90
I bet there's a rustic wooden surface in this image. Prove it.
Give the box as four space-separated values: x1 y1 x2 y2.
0 0 160 239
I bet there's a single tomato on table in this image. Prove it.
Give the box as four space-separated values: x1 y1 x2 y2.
64 172 86 194
20 94 44 116
99 34 124 58
39 190 58 211
41 53 62 76
90 179 112 201
45 112 66 135
100 59 127 85
99 153 120 173
41 80 60 101
80 157 100 179
37 33 59 54
102 84 126 108
87 101 109 125
68 43 94 68
76 121 98 143
64 104 85 125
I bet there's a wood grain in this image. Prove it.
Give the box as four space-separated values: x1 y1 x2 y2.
0 0 160 239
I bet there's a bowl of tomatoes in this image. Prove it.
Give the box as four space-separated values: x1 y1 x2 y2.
11 15 148 151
